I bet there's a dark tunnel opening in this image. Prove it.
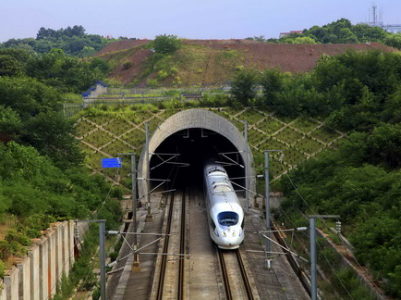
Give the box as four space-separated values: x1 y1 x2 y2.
149 128 246 193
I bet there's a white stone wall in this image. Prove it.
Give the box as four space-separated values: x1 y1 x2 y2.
39 236 49 300
29 241 40 300
17 256 30 300
0 282 6 300
1 221 75 300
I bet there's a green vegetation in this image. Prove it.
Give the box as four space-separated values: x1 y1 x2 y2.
151 34 182 55
0 32 120 297
248 18 401 49
266 50 401 297
0 48 109 93
230 69 258 106
0 25 115 57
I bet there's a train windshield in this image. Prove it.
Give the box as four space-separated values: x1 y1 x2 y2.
217 212 239 226
213 183 232 193
208 166 226 175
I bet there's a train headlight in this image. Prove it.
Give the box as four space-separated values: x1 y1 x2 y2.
232 230 237 237
222 231 227 237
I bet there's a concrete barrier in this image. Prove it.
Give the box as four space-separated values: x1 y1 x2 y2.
0 221 75 300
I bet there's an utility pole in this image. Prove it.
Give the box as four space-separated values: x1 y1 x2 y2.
75 220 106 299
145 122 153 221
118 152 139 267
310 216 317 300
264 149 284 268
308 215 340 300
265 150 270 264
244 120 249 212
99 220 106 299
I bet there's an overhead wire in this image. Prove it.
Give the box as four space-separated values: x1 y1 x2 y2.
280 171 368 299
73 168 119 297
285 170 388 299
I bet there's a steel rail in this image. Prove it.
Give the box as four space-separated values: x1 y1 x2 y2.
218 249 233 300
156 191 175 300
178 188 186 300
235 249 254 300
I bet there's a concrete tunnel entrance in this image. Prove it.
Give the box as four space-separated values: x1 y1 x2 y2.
138 109 255 199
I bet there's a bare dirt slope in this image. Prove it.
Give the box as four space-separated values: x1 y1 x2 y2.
96 39 397 86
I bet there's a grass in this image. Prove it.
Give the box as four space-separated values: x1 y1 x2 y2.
0 215 17 240
294 136 324 155
103 119 133 136
62 93 82 102
274 127 305 145
85 130 113 148
74 119 96 137
311 126 341 143
238 109 266 125
248 128 264 146
102 139 132 156
281 148 308 166
292 116 319 133
258 137 287 152
258 117 284 134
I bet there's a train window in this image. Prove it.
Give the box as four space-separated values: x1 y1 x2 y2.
217 212 239 226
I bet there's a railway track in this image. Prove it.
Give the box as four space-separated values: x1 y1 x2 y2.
178 189 186 299
218 248 255 300
155 189 187 300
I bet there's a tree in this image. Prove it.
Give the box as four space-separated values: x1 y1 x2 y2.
0 55 25 76
291 36 317 44
385 33 401 50
23 111 84 167
0 106 23 141
338 28 358 43
230 69 258 106
0 76 60 118
152 34 182 54
259 69 285 106
26 48 108 92
245 36 266 42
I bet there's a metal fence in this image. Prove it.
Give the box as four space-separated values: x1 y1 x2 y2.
105 86 231 96
63 96 196 118
63 86 232 117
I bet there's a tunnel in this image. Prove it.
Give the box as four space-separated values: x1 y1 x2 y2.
138 109 255 199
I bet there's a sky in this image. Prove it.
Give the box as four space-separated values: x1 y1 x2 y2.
1 0 400 42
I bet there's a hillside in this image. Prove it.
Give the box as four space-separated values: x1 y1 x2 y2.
96 39 396 86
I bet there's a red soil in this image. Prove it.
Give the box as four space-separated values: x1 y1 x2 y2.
96 39 150 56
184 40 396 73
96 39 398 85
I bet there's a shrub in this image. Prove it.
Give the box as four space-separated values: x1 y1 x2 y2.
152 34 182 55
0 259 4 278
5 229 31 246
110 186 123 200
230 69 258 106
122 61 132 70
0 241 12 260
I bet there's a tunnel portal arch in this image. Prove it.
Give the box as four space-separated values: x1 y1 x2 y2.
138 109 255 199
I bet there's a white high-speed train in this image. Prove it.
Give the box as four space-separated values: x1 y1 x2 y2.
204 162 245 249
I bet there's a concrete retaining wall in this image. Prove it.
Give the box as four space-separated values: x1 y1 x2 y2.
0 221 75 300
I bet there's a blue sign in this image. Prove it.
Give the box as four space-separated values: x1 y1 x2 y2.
102 158 122 168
